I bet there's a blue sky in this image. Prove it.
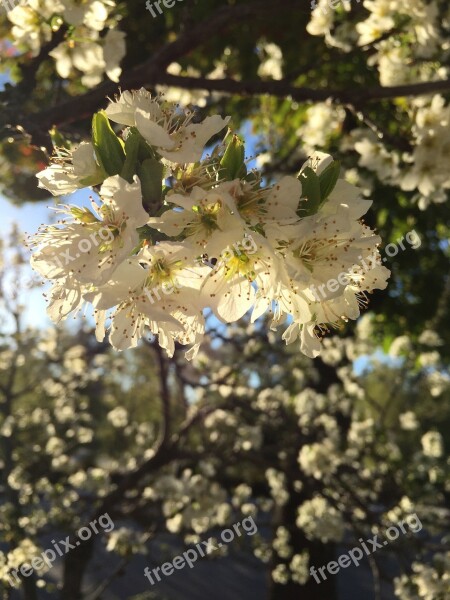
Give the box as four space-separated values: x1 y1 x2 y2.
1 196 53 328
0 197 51 235
0 189 92 328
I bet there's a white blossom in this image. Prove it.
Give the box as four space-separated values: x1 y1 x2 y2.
105 89 230 164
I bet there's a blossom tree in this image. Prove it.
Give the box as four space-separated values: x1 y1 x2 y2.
0 228 448 600
0 1 449 600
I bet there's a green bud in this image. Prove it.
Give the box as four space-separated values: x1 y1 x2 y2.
298 160 341 216
220 133 247 180
137 158 164 213
70 207 100 224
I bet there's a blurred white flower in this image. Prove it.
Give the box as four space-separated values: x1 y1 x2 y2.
399 411 419 431
389 335 412 357
107 407 129 428
257 42 283 80
421 431 444 458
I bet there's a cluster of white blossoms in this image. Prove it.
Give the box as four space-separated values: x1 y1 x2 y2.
154 46 238 109
394 552 450 600
257 41 284 81
6 0 125 87
144 469 229 535
296 102 346 156
304 0 450 209
296 496 345 543
0 539 44 584
308 0 443 86
30 89 390 359
355 0 442 87
350 93 450 209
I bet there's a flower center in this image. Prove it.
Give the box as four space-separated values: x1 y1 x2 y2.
145 257 182 287
184 200 223 237
223 250 256 281
292 237 344 272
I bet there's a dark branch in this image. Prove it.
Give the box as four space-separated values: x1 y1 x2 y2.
21 71 450 149
151 73 450 105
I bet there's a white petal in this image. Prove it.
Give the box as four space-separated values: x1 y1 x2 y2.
251 294 271 322
110 306 145 350
282 322 299 344
135 109 175 149
94 309 107 342
300 323 322 358
160 116 230 164
100 175 149 226
202 271 254 322
47 278 83 323
265 176 302 219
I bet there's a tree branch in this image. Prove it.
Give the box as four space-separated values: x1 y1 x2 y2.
21 70 450 149
14 0 299 145
154 344 171 449
154 73 450 105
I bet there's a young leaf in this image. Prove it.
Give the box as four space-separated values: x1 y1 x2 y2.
319 160 340 201
299 166 321 215
92 111 125 176
120 131 141 183
49 127 71 151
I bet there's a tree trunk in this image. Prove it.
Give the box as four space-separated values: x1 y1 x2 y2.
60 537 95 600
270 358 343 600
22 576 38 600
269 490 337 600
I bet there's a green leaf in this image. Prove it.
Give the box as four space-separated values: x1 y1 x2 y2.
378 208 389 228
319 160 340 201
78 170 107 187
136 225 154 242
220 134 247 180
136 130 156 162
49 127 71 151
136 224 169 244
92 111 125 176
120 131 141 183
382 334 395 354
299 166 321 216
137 158 164 212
